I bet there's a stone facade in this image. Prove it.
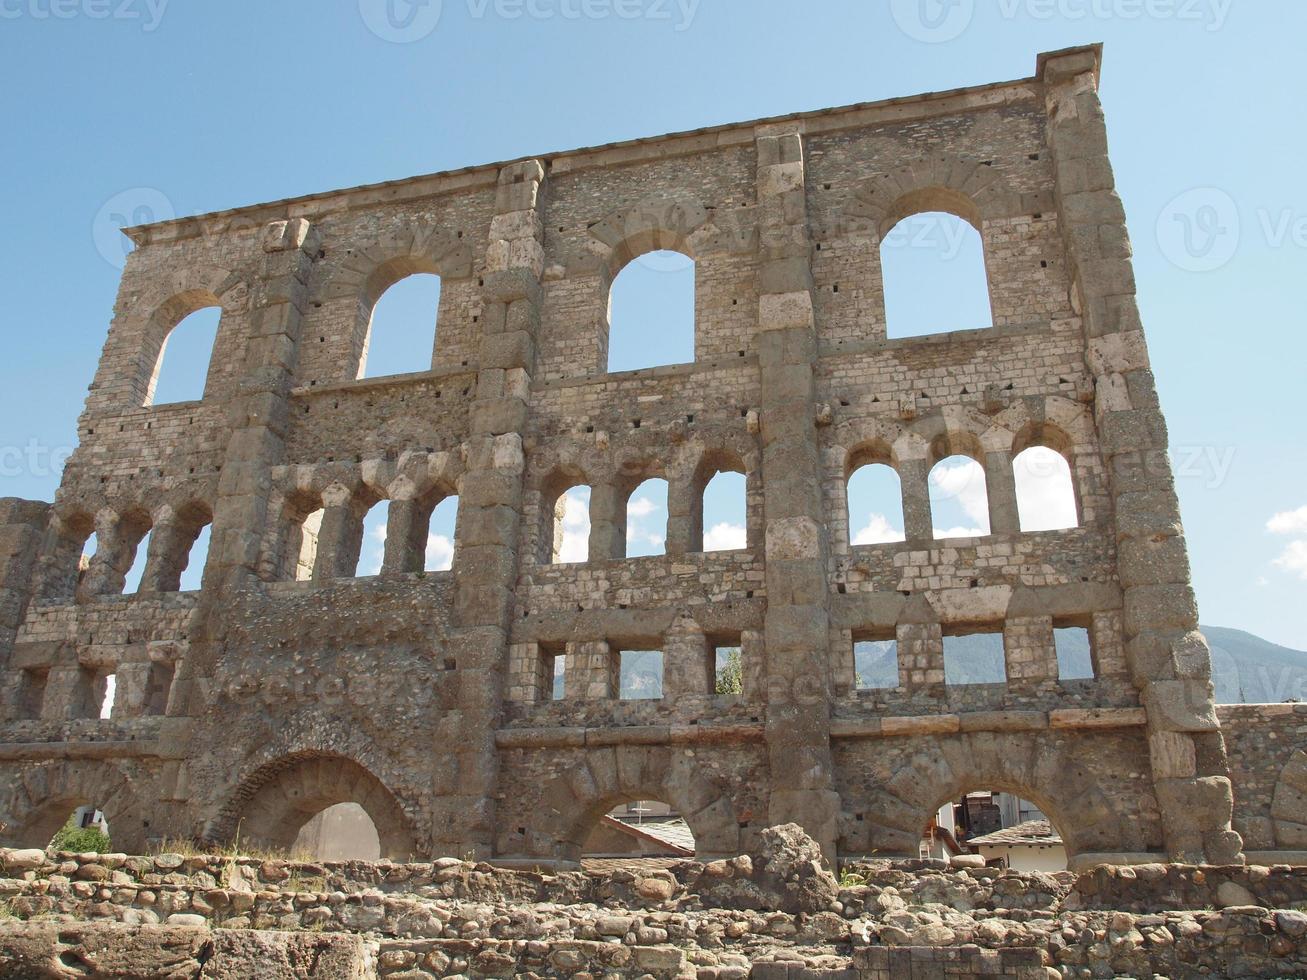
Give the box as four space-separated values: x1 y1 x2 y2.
0 45 1285 870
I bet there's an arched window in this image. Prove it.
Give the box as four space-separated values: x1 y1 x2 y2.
359 273 442 379
881 211 993 339
177 523 211 592
701 470 746 552
291 803 381 862
626 479 668 558
147 305 220 405
607 251 694 372
929 455 990 539
356 501 389 577
1013 447 1079 532
847 461 905 546
279 499 324 583
99 672 116 719
423 493 458 572
550 485 591 565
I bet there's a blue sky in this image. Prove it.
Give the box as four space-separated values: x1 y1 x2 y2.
0 2 1303 648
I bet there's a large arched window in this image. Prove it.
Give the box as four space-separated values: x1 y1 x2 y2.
1013 447 1079 532
147 305 220 405
359 273 442 379
607 250 694 373
929 455 990 539
881 209 993 339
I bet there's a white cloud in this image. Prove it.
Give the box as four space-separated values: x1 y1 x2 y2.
425 534 453 572
627 496 659 518
359 522 387 576
1273 539 1307 580
929 458 990 534
1012 447 1078 532
1268 505 1307 535
852 513 904 545
704 522 746 551
556 491 590 564
1268 505 1307 582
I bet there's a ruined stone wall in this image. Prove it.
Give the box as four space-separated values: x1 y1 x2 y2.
0 46 1258 868
1219 703 1307 858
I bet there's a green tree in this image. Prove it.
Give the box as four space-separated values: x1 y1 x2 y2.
715 648 743 695
50 813 111 854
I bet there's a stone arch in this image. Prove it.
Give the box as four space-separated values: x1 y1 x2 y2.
532 746 740 863
530 461 598 565
685 442 757 552
846 732 1159 860
844 154 1026 238
205 751 421 861
587 196 712 282
1272 749 1307 849
135 265 247 408
0 760 143 851
35 505 98 602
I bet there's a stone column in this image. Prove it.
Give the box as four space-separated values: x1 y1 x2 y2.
435 159 546 859
898 458 934 542
587 483 626 561
663 614 711 699
311 495 365 582
664 481 697 556
79 511 145 598
566 640 616 701
173 218 319 717
0 499 48 670
1040 47 1241 864
380 498 422 574
1003 615 1058 683
754 126 841 862
983 449 1020 535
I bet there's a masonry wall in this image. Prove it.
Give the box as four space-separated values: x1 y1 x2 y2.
0 46 1264 868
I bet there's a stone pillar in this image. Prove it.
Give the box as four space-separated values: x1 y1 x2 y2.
665 481 697 556
898 458 934 542
435 159 546 859
138 516 203 593
896 621 944 689
0 499 48 669
566 640 616 701
79 511 146 598
312 491 365 582
1003 615 1058 683
1041 47 1241 864
380 498 422 574
40 666 97 721
753 126 840 862
983 449 1020 535
587 483 626 561
172 218 318 718
663 614 711 699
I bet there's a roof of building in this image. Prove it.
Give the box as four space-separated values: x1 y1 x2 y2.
967 820 1064 848
602 816 695 857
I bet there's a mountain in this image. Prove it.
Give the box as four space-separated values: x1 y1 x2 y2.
853 626 1306 704
1203 626 1307 705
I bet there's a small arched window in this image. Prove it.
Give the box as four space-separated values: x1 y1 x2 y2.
550 485 591 565
148 306 220 405
881 208 992 339
607 251 695 372
626 479 668 558
701 470 746 552
1013 446 1079 532
359 273 442 379
929 455 990 539
847 461 905 546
